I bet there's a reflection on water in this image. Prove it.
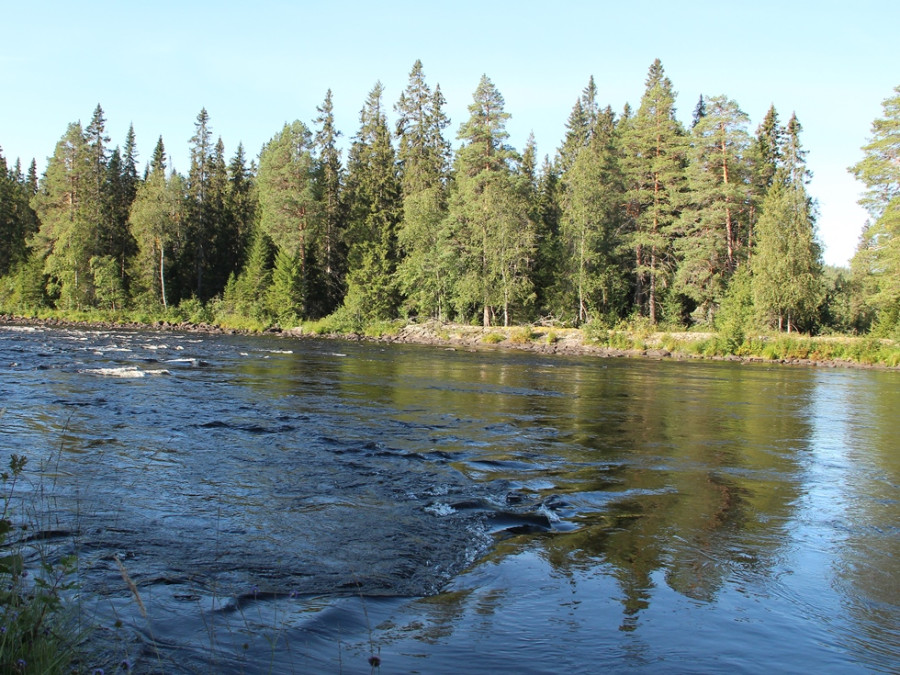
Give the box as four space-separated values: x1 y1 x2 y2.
0 326 897 673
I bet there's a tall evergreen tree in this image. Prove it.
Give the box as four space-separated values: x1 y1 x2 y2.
676 95 752 323
30 122 98 308
751 115 822 332
848 84 900 327
532 154 562 317
394 61 453 320
0 149 38 277
622 59 688 323
313 89 347 314
748 105 784 257
224 143 256 281
184 107 215 299
446 75 535 326
128 142 185 309
342 82 402 321
558 107 627 324
257 121 319 318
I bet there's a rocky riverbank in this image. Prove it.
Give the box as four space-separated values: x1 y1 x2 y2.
3 314 896 370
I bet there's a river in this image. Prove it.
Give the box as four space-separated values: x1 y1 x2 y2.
0 324 897 673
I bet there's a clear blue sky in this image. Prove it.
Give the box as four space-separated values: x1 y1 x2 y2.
2 1 897 266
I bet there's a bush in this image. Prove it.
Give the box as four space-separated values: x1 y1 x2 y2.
482 332 505 344
508 326 534 344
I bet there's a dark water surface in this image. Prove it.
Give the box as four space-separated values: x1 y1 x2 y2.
1 325 897 673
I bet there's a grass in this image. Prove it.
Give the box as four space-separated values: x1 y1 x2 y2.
0 453 83 674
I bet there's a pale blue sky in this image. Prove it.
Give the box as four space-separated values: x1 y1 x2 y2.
2 1 897 266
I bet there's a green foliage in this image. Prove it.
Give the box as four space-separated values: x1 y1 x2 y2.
751 176 823 331
482 332 506 344
508 325 535 344
716 265 755 352
622 59 688 324
676 96 753 323
849 85 900 328
1 454 80 674
266 247 303 325
342 82 403 322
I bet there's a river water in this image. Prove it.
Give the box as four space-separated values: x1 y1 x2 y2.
0 325 897 674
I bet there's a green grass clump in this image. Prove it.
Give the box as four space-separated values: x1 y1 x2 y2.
1 455 81 674
482 332 506 344
508 326 534 344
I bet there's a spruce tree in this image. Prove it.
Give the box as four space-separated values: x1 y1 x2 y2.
622 59 688 323
184 107 215 299
313 89 347 314
446 75 535 326
559 107 627 324
342 82 402 322
0 149 38 277
224 143 256 282
394 61 453 320
532 154 562 317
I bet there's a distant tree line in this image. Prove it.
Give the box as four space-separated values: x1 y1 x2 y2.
1 61 897 337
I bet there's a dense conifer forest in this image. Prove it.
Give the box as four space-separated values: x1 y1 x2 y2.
1 60 898 342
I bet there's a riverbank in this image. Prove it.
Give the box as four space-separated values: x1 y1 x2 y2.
2 312 898 370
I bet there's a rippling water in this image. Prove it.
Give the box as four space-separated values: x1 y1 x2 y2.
1 325 897 673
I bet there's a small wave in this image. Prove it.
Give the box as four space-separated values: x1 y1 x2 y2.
165 358 208 367
80 367 147 378
425 503 456 517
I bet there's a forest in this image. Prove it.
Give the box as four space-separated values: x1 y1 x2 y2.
0 60 898 343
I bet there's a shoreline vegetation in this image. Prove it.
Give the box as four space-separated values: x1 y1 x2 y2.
2 311 898 370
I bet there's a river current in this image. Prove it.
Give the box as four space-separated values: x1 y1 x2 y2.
0 324 897 673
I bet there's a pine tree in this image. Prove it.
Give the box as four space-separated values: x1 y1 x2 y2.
848 84 900 327
342 82 402 322
394 61 453 320
30 121 98 308
622 59 688 323
446 75 535 326
676 95 753 323
257 121 319 318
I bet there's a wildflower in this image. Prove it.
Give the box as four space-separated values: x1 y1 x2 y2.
92 669 106 675
16 658 26 671
120 658 132 671
368 654 381 667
